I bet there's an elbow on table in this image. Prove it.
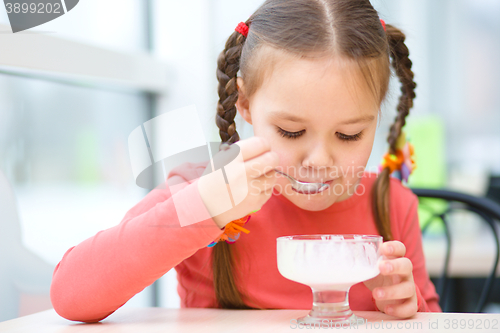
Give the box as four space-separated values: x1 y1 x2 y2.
50 283 114 323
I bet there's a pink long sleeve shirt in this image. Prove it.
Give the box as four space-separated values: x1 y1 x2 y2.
50 161 441 322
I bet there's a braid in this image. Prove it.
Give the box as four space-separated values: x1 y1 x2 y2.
386 24 416 152
212 26 254 309
372 24 416 241
215 30 246 144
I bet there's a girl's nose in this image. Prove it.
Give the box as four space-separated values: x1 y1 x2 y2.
302 141 334 169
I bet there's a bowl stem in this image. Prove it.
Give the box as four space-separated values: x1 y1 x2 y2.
298 288 362 326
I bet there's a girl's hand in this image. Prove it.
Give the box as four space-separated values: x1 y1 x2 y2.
198 136 279 228
363 240 418 318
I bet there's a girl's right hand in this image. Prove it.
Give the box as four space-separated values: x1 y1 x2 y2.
197 136 280 229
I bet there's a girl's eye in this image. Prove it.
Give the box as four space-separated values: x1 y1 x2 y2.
276 127 305 139
336 131 363 142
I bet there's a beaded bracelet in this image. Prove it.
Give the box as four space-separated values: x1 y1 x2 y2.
207 209 260 247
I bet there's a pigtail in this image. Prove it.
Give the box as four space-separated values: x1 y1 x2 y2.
216 30 246 144
372 24 417 241
212 26 254 310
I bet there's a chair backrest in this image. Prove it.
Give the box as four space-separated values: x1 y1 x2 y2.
411 188 500 313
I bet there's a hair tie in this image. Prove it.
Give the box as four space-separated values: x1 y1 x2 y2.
380 19 386 32
207 209 260 247
378 131 416 183
235 22 249 38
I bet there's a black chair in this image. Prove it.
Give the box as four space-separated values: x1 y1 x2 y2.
410 188 500 313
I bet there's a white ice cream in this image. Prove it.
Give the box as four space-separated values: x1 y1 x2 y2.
277 236 381 291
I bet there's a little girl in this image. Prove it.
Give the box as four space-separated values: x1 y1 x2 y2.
50 0 441 323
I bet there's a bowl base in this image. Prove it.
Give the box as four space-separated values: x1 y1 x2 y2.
297 313 367 328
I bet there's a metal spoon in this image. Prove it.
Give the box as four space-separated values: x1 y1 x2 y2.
274 170 330 194
219 143 330 194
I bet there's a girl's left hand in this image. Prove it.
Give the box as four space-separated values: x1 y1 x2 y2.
363 240 418 318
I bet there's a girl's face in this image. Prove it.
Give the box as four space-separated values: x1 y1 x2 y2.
236 49 380 212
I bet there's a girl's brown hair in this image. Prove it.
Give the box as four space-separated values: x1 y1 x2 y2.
213 0 416 309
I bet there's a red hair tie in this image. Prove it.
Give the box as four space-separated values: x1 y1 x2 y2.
380 19 386 32
235 22 249 37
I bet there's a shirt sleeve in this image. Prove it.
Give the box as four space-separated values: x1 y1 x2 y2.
399 194 442 312
50 177 224 323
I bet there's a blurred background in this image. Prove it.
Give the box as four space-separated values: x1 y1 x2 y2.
0 0 499 321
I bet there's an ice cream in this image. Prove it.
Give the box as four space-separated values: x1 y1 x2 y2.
277 235 381 291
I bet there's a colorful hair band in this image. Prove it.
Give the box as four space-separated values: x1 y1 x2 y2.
235 22 249 38
380 19 386 32
378 131 416 183
207 209 260 247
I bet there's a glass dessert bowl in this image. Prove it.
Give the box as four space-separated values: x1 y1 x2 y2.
277 234 383 325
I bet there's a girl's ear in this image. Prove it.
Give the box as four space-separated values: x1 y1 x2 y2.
236 77 252 125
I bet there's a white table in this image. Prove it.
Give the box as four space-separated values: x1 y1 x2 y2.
1 308 499 333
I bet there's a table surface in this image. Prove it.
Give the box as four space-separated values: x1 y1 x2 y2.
1 307 500 333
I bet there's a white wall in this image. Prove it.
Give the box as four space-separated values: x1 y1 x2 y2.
0 0 147 53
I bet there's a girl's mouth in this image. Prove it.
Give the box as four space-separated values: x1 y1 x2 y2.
275 170 336 194
290 181 334 195
297 179 334 184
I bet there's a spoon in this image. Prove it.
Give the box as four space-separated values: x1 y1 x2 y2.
219 143 330 194
274 170 330 194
